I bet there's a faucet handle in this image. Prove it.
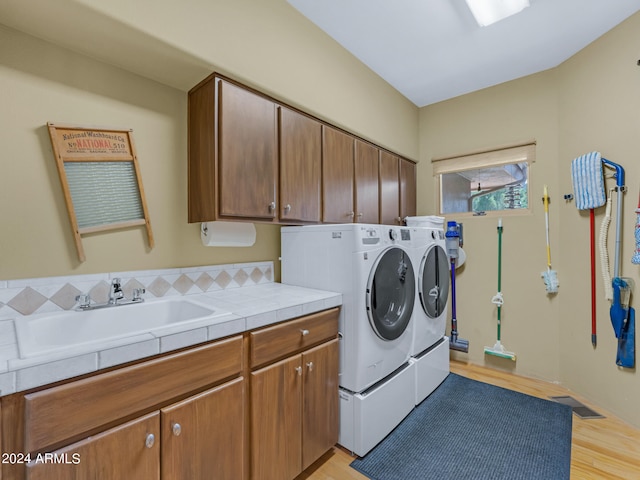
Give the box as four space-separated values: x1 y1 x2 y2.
76 293 91 309
132 288 146 302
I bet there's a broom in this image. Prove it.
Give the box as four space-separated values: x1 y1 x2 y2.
541 185 559 293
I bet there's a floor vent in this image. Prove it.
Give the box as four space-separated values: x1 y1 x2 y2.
550 396 605 419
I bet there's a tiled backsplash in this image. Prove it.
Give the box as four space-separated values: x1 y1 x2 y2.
0 262 273 319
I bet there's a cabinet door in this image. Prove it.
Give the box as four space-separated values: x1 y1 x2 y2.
354 140 379 224
301 339 339 471
379 150 400 225
161 377 244 480
279 107 322 223
399 158 417 219
25 412 160 480
218 79 278 220
251 356 302 480
322 126 354 223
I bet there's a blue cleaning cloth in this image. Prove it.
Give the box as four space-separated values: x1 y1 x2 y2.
571 151 606 210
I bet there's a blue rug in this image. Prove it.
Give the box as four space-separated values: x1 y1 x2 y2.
350 373 572 480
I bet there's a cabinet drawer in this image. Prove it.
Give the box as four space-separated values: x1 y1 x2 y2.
250 308 339 369
24 335 242 453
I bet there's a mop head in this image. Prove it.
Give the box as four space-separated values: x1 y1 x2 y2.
541 269 559 294
633 211 640 264
484 341 516 361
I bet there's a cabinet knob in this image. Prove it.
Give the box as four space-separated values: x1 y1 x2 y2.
268 201 276 212
145 433 155 449
396 216 402 223
284 204 291 214
300 329 310 336
172 423 182 436
295 366 302 376
307 362 314 372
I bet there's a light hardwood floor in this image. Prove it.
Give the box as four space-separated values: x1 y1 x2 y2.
297 360 640 480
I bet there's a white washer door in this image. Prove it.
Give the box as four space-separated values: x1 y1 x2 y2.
419 244 449 318
366 247 416 340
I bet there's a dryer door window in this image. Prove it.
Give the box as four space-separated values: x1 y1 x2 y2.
419 244 450 318
366 247 416 341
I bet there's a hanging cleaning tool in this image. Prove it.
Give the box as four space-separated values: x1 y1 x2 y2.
597 158 631 366
571 152 607 347
446 221 469 353
541 185 559 294
485 218 516 361
632 191 640 265
610 277 635 368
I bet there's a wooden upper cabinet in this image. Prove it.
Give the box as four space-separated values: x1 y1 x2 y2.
400 158 417 220
279 107 322 223
379 150 401 225
322 126 354 223
218 79 278 220
354 140 379 224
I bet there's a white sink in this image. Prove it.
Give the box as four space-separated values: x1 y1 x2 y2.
14 298 231 359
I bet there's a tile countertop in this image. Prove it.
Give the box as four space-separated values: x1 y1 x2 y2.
0 283 341 396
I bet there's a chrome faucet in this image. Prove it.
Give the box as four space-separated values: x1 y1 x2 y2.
75 279 145 311
109 278 125 305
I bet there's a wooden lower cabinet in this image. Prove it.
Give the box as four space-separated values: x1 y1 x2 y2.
26 412 160 480
161 377 245 480
23 378 244 480
250 338 339 480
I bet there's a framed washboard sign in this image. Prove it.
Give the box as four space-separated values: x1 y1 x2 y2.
47 122 154 262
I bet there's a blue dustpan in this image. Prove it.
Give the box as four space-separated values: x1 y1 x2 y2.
616 307 635 368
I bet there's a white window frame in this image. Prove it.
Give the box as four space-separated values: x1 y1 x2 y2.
432 141 535 217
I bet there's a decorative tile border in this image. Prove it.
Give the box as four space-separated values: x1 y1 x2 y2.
0 262 273 319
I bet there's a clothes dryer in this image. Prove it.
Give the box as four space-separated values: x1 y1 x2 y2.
281 224 417 455
409 226 450 404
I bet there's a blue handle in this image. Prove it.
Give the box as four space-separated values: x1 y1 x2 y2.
602 158 625 187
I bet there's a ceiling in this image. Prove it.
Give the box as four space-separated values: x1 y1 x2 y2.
287 0 640 107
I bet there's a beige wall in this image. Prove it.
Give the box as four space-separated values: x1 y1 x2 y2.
0 0 417 281
418 12 640 426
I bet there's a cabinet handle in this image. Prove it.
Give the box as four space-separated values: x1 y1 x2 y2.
307 362 314 372
300 329 310 336
357 213 363 218
172 423 182 437
295 366 302 376
284 204 291 214
396 216 402 224
348 211 355 218
145 433 155 449
268 201 276 212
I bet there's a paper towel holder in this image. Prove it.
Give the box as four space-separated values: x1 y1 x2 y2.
200 221 256 247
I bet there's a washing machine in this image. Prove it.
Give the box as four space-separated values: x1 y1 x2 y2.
409 226 450 405
281 224 417 456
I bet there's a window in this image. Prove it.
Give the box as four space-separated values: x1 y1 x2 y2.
433 142 535 215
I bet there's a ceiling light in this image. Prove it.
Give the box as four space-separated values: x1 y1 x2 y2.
465 0 530 27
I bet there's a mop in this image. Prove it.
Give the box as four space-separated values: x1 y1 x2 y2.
485 218 516 361
541 185 559 294
598 158 635 368
571 152 606 346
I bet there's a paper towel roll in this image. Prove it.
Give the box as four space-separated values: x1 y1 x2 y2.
201 221 256 247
